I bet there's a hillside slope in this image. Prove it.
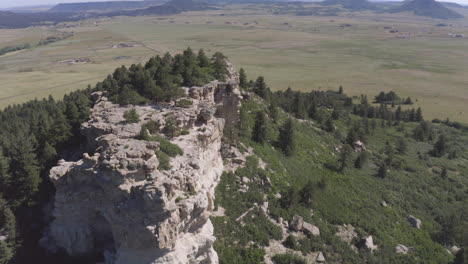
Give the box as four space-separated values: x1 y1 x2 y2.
391 0 464 18
49 0 165 13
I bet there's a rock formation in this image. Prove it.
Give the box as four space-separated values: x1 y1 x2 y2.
407 215 422 229
41 63 242 264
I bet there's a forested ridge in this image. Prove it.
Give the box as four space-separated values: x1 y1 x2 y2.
0 48 226 263
0 47 466 263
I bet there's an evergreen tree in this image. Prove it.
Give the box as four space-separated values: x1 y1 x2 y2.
441 167 448 179
416 107 423 122
300 181 314 206
346 129 358 146
252 111 267 144
324 118 334 132
269 103 279 124
354 152 367 169
278 119 295 156
254 76 270 100
396 137 407 154
338 145 353 172
212 52 228 81
331 107 339 120
377 163 387 178
197 49 210 68
308 102 317 120
405 97 413 105
338 86 344 94
239 68 247 89
431 135 447 157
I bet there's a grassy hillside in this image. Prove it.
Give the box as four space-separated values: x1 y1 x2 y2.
391 0 464 19
213 78 467 263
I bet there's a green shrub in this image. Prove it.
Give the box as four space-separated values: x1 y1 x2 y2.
123 109 139 123
176 99 193 108
271 253 306 264
157 151 171 170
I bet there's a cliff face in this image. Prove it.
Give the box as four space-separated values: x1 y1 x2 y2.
41 63 241 264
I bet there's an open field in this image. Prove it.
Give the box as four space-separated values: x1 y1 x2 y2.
0 5 467 122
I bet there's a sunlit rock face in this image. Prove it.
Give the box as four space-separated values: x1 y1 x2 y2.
41 63 241 264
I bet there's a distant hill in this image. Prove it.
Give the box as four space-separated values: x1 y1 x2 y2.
391 0 464 18
0 11 82 28
319 0 376 10
49 0 165 13
104 0 214 16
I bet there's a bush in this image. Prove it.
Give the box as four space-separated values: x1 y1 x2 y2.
157 151 171 170
123 109 140 123
146 135 183 157
176 99 193 108
271 253 306 264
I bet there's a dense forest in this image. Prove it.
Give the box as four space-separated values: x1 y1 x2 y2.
0 48 466 264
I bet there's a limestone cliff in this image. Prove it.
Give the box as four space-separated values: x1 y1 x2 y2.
41 63 241 264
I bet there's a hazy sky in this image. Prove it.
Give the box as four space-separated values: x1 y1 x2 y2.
1 0 467 8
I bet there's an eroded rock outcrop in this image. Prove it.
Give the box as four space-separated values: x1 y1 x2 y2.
41 63 241 264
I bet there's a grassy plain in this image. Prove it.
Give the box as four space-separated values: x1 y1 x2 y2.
0 5 467 122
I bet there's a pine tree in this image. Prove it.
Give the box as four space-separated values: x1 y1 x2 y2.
269 103 279 124
212 52 228 81
324 118 334 132
252 111 267 143
338 86 344 94
278 119 295 156
416 107 423 122
354 152 367 169
377 163 387 178
331 108 339 120
239 68 247 89
300 181 314 205
431 135 447 157
197 49 210 68
339 145 353 173
308 102 317 120
254 76 269 100
441 167 448 179
346 129 358 146
396 137 407 154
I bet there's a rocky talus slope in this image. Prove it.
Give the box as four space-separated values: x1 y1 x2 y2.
41 64 241 264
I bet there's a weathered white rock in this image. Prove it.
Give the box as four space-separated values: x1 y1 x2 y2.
335 224 358 244
360 235 378 252
316 251 326 262
449 245 461 255
408 215 422 229
395 244 409 254
289 215 304 232
42 62 241 264
302 222 320 236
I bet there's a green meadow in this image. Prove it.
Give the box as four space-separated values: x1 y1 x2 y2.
0 5 467 122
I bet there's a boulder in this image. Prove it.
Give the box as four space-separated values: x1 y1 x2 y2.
450 245 461 255
335 224 358 244
408 215 422 229
360 235 377 252
316 251 325 262
302 222 320 236
395 244 409 254
289 215 304 232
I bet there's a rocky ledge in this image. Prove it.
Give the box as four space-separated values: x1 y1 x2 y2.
41 63 241 264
